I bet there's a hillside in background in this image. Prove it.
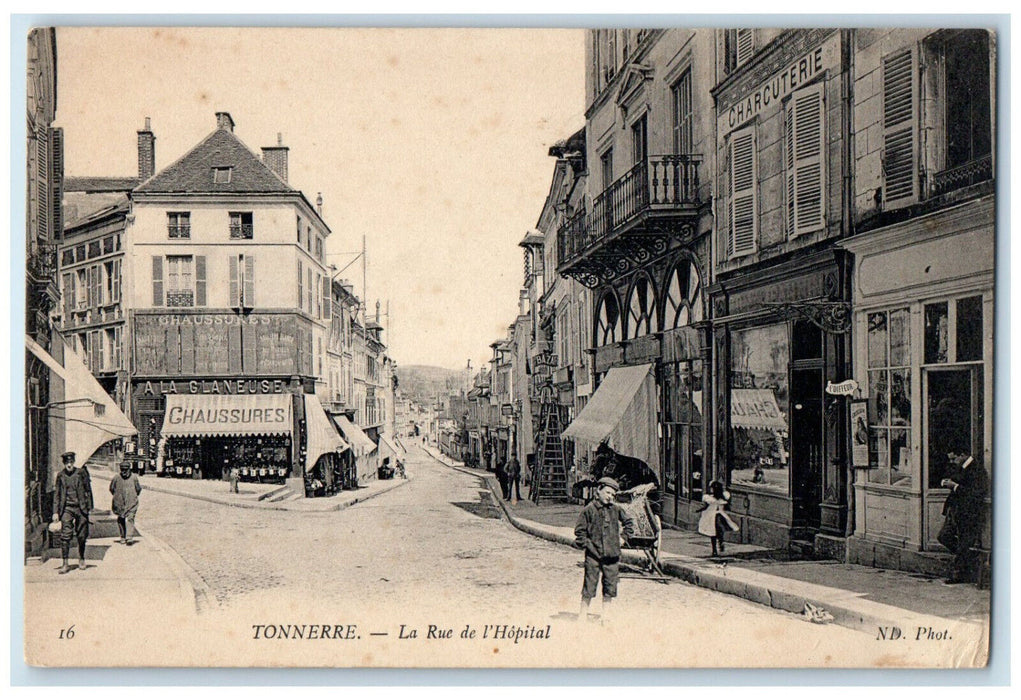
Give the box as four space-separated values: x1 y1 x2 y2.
397 365 467 406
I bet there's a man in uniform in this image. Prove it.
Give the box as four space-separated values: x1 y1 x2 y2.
53 451 94 574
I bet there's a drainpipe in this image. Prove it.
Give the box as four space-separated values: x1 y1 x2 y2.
841 28 857 548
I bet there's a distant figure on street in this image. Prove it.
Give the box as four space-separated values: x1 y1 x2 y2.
938 445 989 584
53 451 93 574
109 461 142 545
506 455 522 502
229 465 240 493
697 480 739 557
573 477 634 624
496 459 509 499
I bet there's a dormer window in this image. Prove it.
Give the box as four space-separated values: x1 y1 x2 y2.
212 166 232 184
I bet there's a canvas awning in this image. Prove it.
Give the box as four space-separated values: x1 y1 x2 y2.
26 333 137 483
304 394 349 472
332 415 377 457
730 388 787 431
561 363 659 472
378 434 406 462
161 393 293 437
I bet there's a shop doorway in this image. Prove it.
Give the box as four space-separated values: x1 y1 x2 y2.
201 438 230 480
922 366 984 548
790 366 823 529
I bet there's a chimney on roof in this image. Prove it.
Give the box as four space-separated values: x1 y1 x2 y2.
316 192 323 216
215 112 235 132
261 132 289 184
137 117 156 181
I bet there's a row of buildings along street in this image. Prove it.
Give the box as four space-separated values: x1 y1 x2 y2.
25 28 423 558
435 27 994 581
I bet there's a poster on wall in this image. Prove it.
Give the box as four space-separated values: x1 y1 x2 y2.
851 399 870 468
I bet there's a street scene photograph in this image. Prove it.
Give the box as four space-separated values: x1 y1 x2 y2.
19 23 995 669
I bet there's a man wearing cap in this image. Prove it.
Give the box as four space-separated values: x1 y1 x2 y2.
573 476 635 623
52 451 94 574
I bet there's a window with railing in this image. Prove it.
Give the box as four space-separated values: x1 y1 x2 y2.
167 211 191 238
229 211 254 239
166 255 195 307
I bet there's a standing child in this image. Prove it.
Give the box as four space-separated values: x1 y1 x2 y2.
573 477 635 623
697 480 739 556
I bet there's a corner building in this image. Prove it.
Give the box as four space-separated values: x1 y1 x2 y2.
127 112 334 486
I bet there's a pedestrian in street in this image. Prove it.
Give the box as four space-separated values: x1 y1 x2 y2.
938 445 989 584
506 455 522 502
229 465 240 494
496 458 510 499
697 480 739 557
573 476 635 624
109 460 142 545
52 451 93 574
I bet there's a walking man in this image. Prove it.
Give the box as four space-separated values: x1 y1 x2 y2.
506 454 522 502
573 477 634 623
109 461 142 544
52 451 93 574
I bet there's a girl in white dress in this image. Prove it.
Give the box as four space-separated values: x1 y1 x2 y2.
697 480 739 556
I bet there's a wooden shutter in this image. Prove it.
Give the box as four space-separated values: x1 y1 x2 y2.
49 127 64 241
62 272 73 320
788 83 826 236
195 255 207 306
882 47 918 206
36 126 49 241
229 255 239 307
113 327 122 370
323 276 332 319
87 265 96 308
736 29 754 67
152 256 164 306
297 260 303 311
244 255 255 308
729 127 757 257
112 259 121 302
307 268 314 315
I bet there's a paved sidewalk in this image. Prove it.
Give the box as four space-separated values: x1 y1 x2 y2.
88 464 411 512
424 445 990 643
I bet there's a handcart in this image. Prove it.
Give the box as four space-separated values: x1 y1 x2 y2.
616 482 670 582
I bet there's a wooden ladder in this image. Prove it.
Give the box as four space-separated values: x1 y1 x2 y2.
530 402 569 503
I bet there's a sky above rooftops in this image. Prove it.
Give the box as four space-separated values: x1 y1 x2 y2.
54 26 585 370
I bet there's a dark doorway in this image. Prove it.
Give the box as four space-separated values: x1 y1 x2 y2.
790 366 824 530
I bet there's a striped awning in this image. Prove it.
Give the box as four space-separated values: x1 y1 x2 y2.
561 363 659 472
304 394 349 472
332 415 377 457
161 393 293 437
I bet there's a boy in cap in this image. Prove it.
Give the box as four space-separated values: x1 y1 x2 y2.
52 451 93 574
573 476 635 623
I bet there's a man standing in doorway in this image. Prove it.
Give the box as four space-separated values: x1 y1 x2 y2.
52 451 93 574
938 445 989 584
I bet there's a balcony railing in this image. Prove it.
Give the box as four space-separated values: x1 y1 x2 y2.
928 154 993 199
27 244 57 280
229 224 254 240
559 154 702 268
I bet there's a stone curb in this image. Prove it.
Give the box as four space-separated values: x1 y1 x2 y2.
430 453 983 640
92 470 411 513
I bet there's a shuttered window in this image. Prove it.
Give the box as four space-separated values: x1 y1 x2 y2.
230 256 239 308
195 255 207 306
111 260 121 302
785 83 826 237
152 256 164 306
322 277 332 320
62 272 73 320
882 48 918 206
736 29 754 67
297 260 304 311
49 127 63 242
244 255 255 308
36 126 48 241
729 126 757 258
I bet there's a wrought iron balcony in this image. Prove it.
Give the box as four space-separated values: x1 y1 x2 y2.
558 154 703 288
928 154 993 199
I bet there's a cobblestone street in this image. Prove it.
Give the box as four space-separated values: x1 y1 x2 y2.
118 446 912 667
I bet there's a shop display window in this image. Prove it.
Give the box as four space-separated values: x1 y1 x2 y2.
729 324 790 494
661 359 704 500
866 308 913 487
